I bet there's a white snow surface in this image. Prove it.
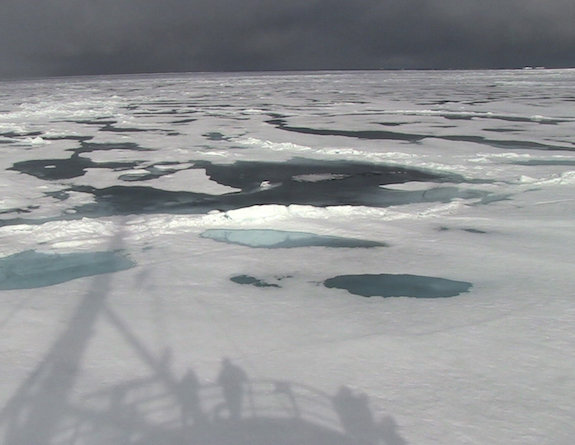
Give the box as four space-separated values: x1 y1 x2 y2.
0 70 574 445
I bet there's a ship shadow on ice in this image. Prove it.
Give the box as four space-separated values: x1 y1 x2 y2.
0 305 409 445
0 226 409 445
56 365 408 445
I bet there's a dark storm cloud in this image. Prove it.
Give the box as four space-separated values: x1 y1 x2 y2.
1 0 574 78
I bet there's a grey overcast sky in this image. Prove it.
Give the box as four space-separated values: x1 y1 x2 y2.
1 0 574 79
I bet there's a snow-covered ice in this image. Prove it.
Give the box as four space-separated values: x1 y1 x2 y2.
0 69 574 445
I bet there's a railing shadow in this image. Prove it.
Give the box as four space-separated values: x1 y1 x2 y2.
49 367 409 445
0 223 131 445
0 223 409 445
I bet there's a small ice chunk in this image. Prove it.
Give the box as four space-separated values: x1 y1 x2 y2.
22 136 48 146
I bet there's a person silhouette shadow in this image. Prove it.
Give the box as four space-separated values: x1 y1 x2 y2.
214 358 249 421
378 415 408 445
179 368 206 427
333 386 379 445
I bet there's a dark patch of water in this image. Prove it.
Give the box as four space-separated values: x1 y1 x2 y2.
440 135 571 151
3 158 495 222
70 185 212 214
9 140 152 180
73 119 118 126
10 154 140 180
268 119 573 151
230 275 280 288
0 206 37 215
483 128 522 133
443 115 474 121
200 158 458 191
443 115 566 125
78 141 151 153
436 226 487 234
463 228 487 234
378 122 408 127
267 118 424 142
100 125 148 133
508 159 575 166
419 100 459 106
133 110 181 115
172 118 197 124
203 132 230 141
0 131 43 138
324 274 472 298
42 135 94 142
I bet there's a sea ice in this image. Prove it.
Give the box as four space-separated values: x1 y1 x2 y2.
0 69 573 445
